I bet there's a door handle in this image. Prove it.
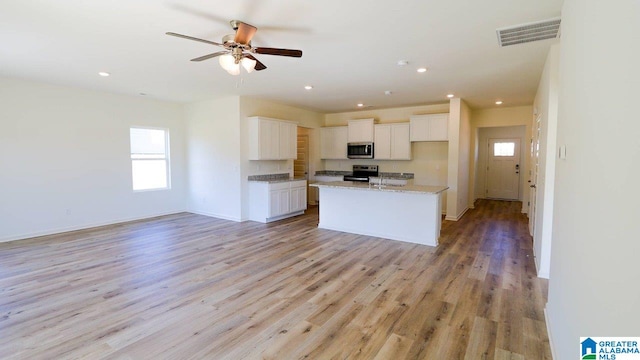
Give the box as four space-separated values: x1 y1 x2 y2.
530 184 536 188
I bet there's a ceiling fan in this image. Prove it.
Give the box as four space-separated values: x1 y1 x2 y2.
167 20 303 75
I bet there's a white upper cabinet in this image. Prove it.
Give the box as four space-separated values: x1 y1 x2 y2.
409 113 449 142
391 123 411 159
320 126 348 159
374 125 391 159
248 116 297 160
374 123 411 160
279 121 297 160
348 119 375 142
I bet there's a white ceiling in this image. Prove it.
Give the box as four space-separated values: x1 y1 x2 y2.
0 0 562 113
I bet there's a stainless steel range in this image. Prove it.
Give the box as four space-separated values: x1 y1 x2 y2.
343 165 378 183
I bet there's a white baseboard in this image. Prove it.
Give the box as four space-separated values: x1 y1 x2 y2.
188 210 243 222
445 206 469 221
0 210 186 244
544 307 557 360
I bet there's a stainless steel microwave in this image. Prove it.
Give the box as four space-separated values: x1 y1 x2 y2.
347 142 374 159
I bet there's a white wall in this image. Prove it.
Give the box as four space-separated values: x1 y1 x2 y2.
185 97 242 221
456 100 471 218
239 97 324 220
546 1 640 359
531 44 560 279
475 126 527 200
323 103 450 212
445 98 471 220
470 106 533 212
0 77 186 242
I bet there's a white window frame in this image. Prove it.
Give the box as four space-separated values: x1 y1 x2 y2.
130 126 171 192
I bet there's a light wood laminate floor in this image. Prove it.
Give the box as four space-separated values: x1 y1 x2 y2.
0 199 550 359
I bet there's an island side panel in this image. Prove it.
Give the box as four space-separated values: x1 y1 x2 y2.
317 187 441 246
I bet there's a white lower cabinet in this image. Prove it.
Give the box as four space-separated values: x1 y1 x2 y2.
250 180 307 223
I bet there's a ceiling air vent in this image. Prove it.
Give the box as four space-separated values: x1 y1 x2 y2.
496 18 561 47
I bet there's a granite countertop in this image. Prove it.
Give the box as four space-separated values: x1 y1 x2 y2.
248 173 307 183
378 172 414 180
310 181 448 194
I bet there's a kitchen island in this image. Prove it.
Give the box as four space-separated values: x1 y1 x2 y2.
310 181 448 246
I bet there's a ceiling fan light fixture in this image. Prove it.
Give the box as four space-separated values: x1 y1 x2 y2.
219 54 240 75
241 57 257 73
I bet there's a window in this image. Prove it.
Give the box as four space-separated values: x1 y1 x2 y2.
493 142 516 157
130 127 170 191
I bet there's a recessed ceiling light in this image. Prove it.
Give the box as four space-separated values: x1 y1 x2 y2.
139 93 147 96
397 60 408 66
98 72 110 77
384 90 392 95
304 85 313 90
447 94 455 98
417 67 427 73
357 103 364 107
496 100 503 105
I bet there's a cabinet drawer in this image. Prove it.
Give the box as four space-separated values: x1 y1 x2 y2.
290 180 307 188
269 182 291 191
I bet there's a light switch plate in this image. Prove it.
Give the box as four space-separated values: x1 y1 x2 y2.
559 145 567 159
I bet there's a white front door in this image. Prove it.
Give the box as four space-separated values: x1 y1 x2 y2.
486 138 521 200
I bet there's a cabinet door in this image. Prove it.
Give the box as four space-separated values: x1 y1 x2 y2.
333 127 348 159
374 124 391 159
409 115 430 142
348 119 374 142
391 123 411 159
269 189 290 217
269 189 281 217
278 189 291 215
260 119 280 159
428 114 449 141
320 127 348 159
320 128 333 159
279 122 297 159
290 186 307 212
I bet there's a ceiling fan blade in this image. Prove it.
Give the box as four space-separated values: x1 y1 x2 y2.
254 47 302 57
191 51 228 62
234 22 257 45
166 32 222 47
245 54 267 71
